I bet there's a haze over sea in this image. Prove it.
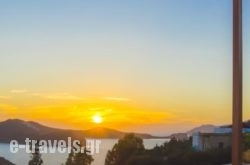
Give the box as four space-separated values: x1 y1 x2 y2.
0 139 168 165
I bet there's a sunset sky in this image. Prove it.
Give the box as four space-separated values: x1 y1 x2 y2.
0 0 250 135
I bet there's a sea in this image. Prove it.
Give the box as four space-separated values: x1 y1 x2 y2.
0 138 169 165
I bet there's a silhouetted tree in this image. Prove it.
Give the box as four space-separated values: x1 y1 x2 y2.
105 133 145 165
65 146 93 165
126 138 230 165
244 133 250 151
28 140 43 165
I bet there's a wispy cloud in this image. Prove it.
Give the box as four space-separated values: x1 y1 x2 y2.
10 89 27 94
31 93 86 101
0 96 11 99
46 95 86 100
30 93 41 96
103 97 131 102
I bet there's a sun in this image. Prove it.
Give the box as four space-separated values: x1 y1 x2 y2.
92 115 103 124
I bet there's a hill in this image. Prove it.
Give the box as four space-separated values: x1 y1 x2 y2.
186 124 217 136
167 124 217 139
0 119 155 143
83 127 153 139
0 157 15 165
221 120 250 128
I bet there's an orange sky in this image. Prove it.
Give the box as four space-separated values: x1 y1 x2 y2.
0 89 235 135
1 1 250 135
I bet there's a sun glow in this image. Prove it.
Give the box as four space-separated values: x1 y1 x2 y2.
92 115 103 124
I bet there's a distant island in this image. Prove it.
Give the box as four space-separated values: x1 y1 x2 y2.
0 119 162 144
3 118 249 144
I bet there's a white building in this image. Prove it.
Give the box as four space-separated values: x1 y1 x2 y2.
192 132 231 151
214 127 250 134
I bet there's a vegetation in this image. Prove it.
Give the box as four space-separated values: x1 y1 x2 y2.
64 144 93 165
105 134 231 165
243 133 250 151
243 133 250 163
28 141 43 165
105 133 144 165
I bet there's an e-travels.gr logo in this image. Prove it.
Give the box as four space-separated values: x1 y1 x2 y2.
10 137 101 155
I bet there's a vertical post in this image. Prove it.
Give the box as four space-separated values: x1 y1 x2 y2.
232 0 242 165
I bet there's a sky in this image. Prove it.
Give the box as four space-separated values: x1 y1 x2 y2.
0 0 249 135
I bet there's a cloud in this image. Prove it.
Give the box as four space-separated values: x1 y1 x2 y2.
0 96 11 99
31 93 86 101
30 93 41 96
10 89 27 94
46 95 86 100
103 97 131 102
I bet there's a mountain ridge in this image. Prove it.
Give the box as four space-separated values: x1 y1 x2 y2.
0 119 156 143
186 124 217 136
